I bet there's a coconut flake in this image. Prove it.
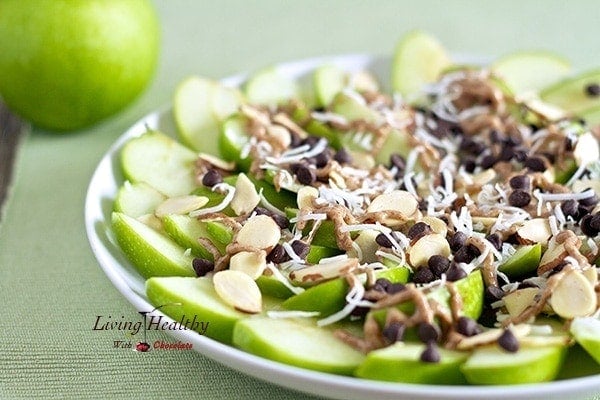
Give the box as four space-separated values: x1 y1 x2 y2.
317 279 373 327
265 263 305 295
267 310 320 319
189 183 235 217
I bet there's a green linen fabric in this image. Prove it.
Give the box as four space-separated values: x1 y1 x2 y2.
0 1 598 399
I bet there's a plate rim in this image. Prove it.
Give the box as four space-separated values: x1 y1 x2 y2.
85 53 600 400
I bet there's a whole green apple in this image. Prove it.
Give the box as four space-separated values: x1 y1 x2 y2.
0 0 159 131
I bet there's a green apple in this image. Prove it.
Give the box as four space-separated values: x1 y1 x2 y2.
247 174 298 211
491 51 571 95
331 92 379 125
557 344 600 379
121 131 198 197
255 275 295 299
0 0 159 131
460 345 566 385
498 244 542 279
233 316 365 375
113 181 166 218
355 342 469 384
314 64 347 107
173 76 243 154
291 104 342 148
570 317 600 364
205 221 233 246
162 214 223 260
112 212 195 278
541 69 600 113
391 30 451 100
306 245 343 264
580 106 600 127
244 66 300 106
219 114 253 172
146 276 248 344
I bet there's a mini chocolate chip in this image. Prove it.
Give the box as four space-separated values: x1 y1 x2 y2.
580 214 600 237
446 263 468 281
202 169 222 187
564 136 576 152
373 278 391 292
484 286 505 302
524 156 546 172
509 175 531 191
386 283 406 295
314 150 331 168
498 329 519 352
289 163 305 176
542 152 556 164
579 190 599 207
294 164 316 185
498 145 515 162
420 342 441 363
590 214 600 230
448 231 467 252
301 135 321 147
289 131 303 147
456 316 482 337
503 136 521 147
561 199 579 219
413 267 436 284
253 206 271 216
290 240 310 259
585 83 600 97
349 305 369 317
192 258 215 277
453 244 481 264
489 129 503 143
271 213 289 229
407 222 432 241
460 137 486 155
480 154 497 169
463 157 477 173
375 233 393 248
508 189 532 208
267 244 290 264
428 255 451 277
417 322 441 344
383 322 406 343
389 153 406 171
334 147 352 164
513 149 528 162
485 233 503 251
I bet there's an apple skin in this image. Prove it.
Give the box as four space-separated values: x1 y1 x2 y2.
498 244 542 278
570 317 600 364
460 345 566 385
233 316 364 375
0 0 159 131
113 181 166 218
354 342 469 384
146 277 247 344
112 212 195 279
162 214 223 260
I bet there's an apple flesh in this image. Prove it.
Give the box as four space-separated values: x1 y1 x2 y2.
162 214 224 260
498 244 542 279
570 317 600 364
541 69 600 114
113 181 166 218
244 66 300 107
233 316 365 375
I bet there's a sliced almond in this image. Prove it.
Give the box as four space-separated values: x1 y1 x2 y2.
550 270 597 318
198 153 236 171
471 169 496 186
516 218 552 246
136 213 164 231
229 250 267 280
155 195 209 218
350 70 379 93
471 216 497 230
297 186 319 210
457 324 531 350
230 173 260 216
289 257 359 284
572 179 600 197
522 97 566 122
407 233 451 268
574 131 600 166
368 190 419 219
266 125 291 148
235 214 281 250
538 242 568 274
349 149 375 169
240 104 271 126
503 288 540 318
213 270 262 314
422 216 448 237
582 267 599 287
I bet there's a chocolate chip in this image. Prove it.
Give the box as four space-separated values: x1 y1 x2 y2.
480 154 497 169
314 150 331 168
386 282 407 294
580 214 600 237
334 147 352 164
579 190 599 207
460 137 485 155
498 145 515 162
289 132 303 148
488 130 503 143
372 278 391 292
420 342 441 363
271 213 289 229
590 214 600 230
301 135 321 147
413 267 436 284
509 175 531 191
253 206 271 216
446 263 468 281
453 244 480 264
513 149 528 162
498 329 519 352
417 322 440 343
428 255 451 277
448 231 467 252
267 244 289 264
561 199 579 219
508 189 532 208
463 157 476 173
291 240 310 259
456 316 482 337
383 322 406 343
485 233 503 251
524 156 546 172
503 136 521 147
484 285 505 302
202 169 222 187
389 153 406 172
192 258 215 277
294 164 316 185
564 136 576 152
407 222 432 241
585 83 600 97
375 233 393 248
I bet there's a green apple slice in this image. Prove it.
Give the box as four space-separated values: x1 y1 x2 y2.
331 91 379 124
256 275 295 299
205 220 233 246
162 214 224 260
580 106 600 127
306 245 343 264
112 212 195 278
314 64 347 107
460 345 566 385
570 317 600 364
244 66 300 106
391 30 451 100
146 276 248 344
355 342 469 384
498 244 542 279
247 174 298 211
219 114 252 171
557 343 600 379
233 316 365 375
121 130 198 197
491 51 571 95
113 181 166 217
540 69 600 113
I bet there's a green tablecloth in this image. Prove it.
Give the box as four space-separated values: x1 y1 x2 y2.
1 1 599 398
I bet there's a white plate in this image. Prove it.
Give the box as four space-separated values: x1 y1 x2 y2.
85 54 600 400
